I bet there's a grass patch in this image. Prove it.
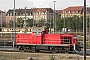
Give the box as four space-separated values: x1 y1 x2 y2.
49 54 55 60
88 42 90 47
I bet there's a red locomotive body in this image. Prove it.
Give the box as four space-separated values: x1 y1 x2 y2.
16 29 80 53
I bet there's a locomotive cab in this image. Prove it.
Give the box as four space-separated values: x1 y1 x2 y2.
60 34 81 52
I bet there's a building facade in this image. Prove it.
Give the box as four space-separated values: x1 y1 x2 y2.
33 8 53 21
6 9 33 27
61 6 83 18
0 10 6 27
61 6 90 18
6 8 53 27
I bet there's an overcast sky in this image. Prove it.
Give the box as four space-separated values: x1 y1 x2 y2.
0 0 90 12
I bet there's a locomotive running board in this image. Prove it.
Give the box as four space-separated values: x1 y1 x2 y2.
16 43 72 46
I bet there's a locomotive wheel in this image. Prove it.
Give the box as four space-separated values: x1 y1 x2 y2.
65 48 69 53
31 49 36 52
52 49 55 53
36 49 40 52
17 46 21 50
58 48 62 53
31 46 36 52
52 48 58 53
19 46 24 51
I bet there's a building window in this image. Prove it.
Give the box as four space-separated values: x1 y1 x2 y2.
26 13 28 15
15 13 16 16
65 11 67 13
38 12 39 14
72 11 74 13
28 13 30 15
38 12 41 14
31 12 33 15
18 13 20 16
41 12 44 14
9 13 10 16
10 13 12 16
77 11 78 13
21 13 23 15
78 10 80 13
23 13 25 16
12 13 13 16
63 11 64 14
69 11 71 14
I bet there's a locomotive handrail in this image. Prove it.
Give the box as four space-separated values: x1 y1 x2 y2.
43 38 71 44
16 43 71 46
43 38 71 40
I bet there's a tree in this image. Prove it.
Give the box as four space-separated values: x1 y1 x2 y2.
56 15 83 32
16 18 33 28
37 19 45 27
56 18 63 31
8 20 13 27
26 18 33 27
17 17 24 27
78 16 83 32
46 18 53 29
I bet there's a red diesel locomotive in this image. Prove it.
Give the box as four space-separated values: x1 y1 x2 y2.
16 29 81 53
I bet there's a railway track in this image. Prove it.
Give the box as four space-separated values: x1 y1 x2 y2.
0 48 90 57
0 48 53 54
0 48 21 52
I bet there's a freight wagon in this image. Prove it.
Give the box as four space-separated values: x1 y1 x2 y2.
16 29 81 53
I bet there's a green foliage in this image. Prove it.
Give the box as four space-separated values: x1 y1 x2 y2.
49 55 55 60
16 18 33 27
46 19 53 28
36 17 53 28
56 18 63 31
17 17 24 27
8 20 13 27
13 15 84 32
56 15 83 32
88 42 90 47
26 18 33 27
37 19 45 27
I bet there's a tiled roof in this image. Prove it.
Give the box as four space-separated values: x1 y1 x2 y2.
0 10 5 14
63 6 83 14
7 9 33 14
55 10 63 13
34 8 53 13
7 8 53 14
